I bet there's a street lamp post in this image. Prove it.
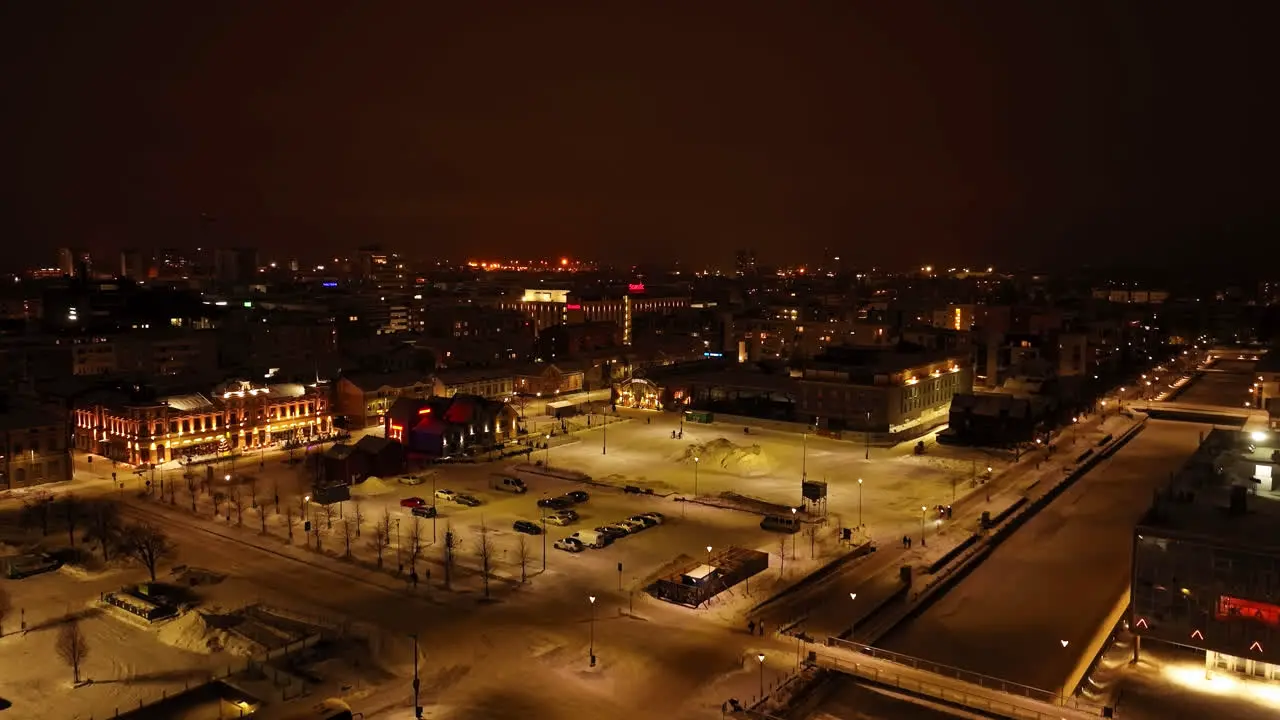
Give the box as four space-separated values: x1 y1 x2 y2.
431 475 437 543
790 507 798 559
693 456 700 498
801 432 808 481
410 633 421 718
602 414 607 455
540 503 547 571
706 545 713 568
544 434 551 468
857 478 863 528
920 505 927 547
757 654 766 699
865 410 871 460
588 595 597 666
395 518 402 572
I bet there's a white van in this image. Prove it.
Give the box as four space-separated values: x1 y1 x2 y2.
570 530 605 549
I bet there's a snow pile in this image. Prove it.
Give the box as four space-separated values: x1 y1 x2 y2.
678 438 774 476
157 610 261 656
352 476 394 496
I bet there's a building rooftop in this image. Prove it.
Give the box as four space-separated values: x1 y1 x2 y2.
1138 428 1280 554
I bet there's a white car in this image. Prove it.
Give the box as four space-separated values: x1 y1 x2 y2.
615 519 647 533
434 489 457 502
554 537 585 553
546 514 574 527
399 475 425 485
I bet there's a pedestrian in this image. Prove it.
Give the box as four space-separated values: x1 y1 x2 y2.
759 622 765 636
748 620 756 635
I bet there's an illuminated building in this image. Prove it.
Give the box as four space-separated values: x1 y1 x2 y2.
1133 428 1280 679
73 379 332 465
495 286 690 345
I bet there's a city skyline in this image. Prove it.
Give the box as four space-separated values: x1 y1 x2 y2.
1 3 1272 271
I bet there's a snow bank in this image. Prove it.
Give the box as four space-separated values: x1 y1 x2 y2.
352 476 393 497
677 438 774 476
156 610 261 656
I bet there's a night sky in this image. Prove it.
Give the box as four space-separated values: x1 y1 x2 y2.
1 2 1271 270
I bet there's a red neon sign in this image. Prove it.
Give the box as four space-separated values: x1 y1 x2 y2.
566 304 582 310
628 283 645 293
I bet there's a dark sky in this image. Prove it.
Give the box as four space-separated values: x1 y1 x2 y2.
1 2 1272 270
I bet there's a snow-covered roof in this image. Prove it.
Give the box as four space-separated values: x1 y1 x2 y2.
684 564 716 581
164 393 214 412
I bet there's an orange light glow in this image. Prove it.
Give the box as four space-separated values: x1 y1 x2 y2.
417 408 432 415
560 258 569 266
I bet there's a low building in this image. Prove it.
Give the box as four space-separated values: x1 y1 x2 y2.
0 400 73 490
73 378 333 465
384 394 519 458
333 371 434 429
1132 428 1280 679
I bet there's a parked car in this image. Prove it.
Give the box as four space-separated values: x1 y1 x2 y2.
538 496 571 510
552 508 579 521
545 514 574 527
434 489 457 502
629 514 658 528
492 477 528 494
512 520 542 535
411 505 437 519
566 490 590 504
639 512 665 524
399 475 425 485
595 526 627 541
569 530 607 549
454 494 482 507
554 537 585 553
615 518 648 533
399 497 427 508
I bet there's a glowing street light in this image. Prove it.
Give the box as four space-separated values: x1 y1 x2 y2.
757 653 766 698
857 478 863 528
588 595 598 665
920 506 928 547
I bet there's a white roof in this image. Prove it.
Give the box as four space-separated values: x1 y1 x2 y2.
684 564 716 580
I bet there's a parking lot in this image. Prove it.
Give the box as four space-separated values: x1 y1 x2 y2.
347 461 783 593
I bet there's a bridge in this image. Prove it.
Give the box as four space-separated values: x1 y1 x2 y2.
1126 399 1253 424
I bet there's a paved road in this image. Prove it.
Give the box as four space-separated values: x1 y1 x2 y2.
876 419 1205 694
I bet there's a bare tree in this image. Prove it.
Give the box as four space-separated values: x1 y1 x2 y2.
247 476 259 509
475 519 494 598
442 524 459 590
22 492 54 536
0 586 10 637
121 521 174 581
310 510 324 552
86 501 121 562
351 501 364 537
186 475 198 512
407 518 424 576
341 519 355 558
369 517 390 568
322 502 337 530
56 619 90 684
284 505 298 542
777 536 787 578
211 491 224 519
516 533 531 583
166 474 177 505
257 502 269 534
229 488 245 526
272 478 281 515
60 495 80 548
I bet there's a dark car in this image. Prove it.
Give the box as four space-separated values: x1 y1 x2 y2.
538 497 571 510
513 520 542 535
399 497 426 508
629 514 658 528
567 490 590 504
595 525 627 541
411 505 437 519
455 494 483 507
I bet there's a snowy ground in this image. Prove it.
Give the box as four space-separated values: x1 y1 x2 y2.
874 419 1207 695
1108 641 1280 719
0 410 1004 719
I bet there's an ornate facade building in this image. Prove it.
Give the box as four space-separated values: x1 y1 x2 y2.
73 379 332 465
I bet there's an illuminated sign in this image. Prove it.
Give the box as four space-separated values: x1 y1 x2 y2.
566 304 582 310
704 352 724 358
417 408 432 416
628 283 645 293
322 282 338 288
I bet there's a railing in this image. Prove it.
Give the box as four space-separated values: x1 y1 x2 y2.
825 637 1103 715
